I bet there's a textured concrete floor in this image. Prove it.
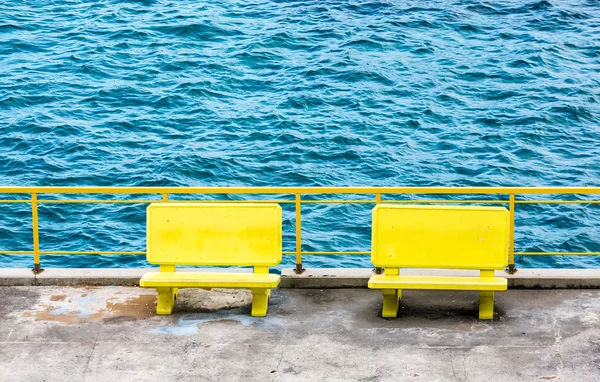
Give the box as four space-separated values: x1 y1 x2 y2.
0 286 599 382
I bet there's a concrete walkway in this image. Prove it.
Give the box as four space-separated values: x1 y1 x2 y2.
0 286 599 381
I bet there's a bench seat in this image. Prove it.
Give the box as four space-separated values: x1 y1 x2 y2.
368 275 507 291
140 272 281 289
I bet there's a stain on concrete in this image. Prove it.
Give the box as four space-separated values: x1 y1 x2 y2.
150 308 284 336
13 287 260 326
105 294 156 320
17 287 158 324
23 304 106 324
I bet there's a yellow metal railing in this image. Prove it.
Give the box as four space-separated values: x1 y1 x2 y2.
0 186 599 274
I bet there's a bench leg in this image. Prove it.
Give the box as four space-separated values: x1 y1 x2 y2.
381 289 401 318
156 287 175 315
251 288 270 317
479 291 494 320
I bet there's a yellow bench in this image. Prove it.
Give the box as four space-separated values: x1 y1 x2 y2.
368 205 510 320
140 203 282 317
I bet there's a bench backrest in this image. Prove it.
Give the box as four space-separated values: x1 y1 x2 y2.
147 203 282 266
372 205 509 270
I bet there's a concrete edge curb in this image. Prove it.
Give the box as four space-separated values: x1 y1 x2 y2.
0 268 599 288
280 268 600 289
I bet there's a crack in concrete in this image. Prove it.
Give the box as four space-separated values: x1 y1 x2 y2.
462 352 469 382
552 314 564 379
82 337 99 382
269 334 286 382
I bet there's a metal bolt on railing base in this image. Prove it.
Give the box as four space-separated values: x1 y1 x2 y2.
374 267 383 274
294 264 305 274
32 264 44 274
507 264 517 274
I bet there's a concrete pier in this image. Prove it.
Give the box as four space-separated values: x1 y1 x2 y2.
1 286 599 381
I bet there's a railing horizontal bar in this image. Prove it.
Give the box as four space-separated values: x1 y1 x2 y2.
1 250 598 256
514 200 600 204
516 252 600 256
1 186 600 195
39 251 146 255
301 200 376 204
166 199 296 204
386 199 508 204
38 199 158 204
293 251 371 255
0 250 600 256
37 199 296 204
3 198 597 205
0 250 320 256
2 251 368 256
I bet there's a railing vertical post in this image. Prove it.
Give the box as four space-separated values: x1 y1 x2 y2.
31 193 42 274
375 193 383 274
295 193 304 274
162 193 169 202
508 193 516 274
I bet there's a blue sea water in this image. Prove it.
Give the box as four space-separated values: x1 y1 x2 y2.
1 0 599 270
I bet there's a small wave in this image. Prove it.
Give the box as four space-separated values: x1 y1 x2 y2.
152 22 243 40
